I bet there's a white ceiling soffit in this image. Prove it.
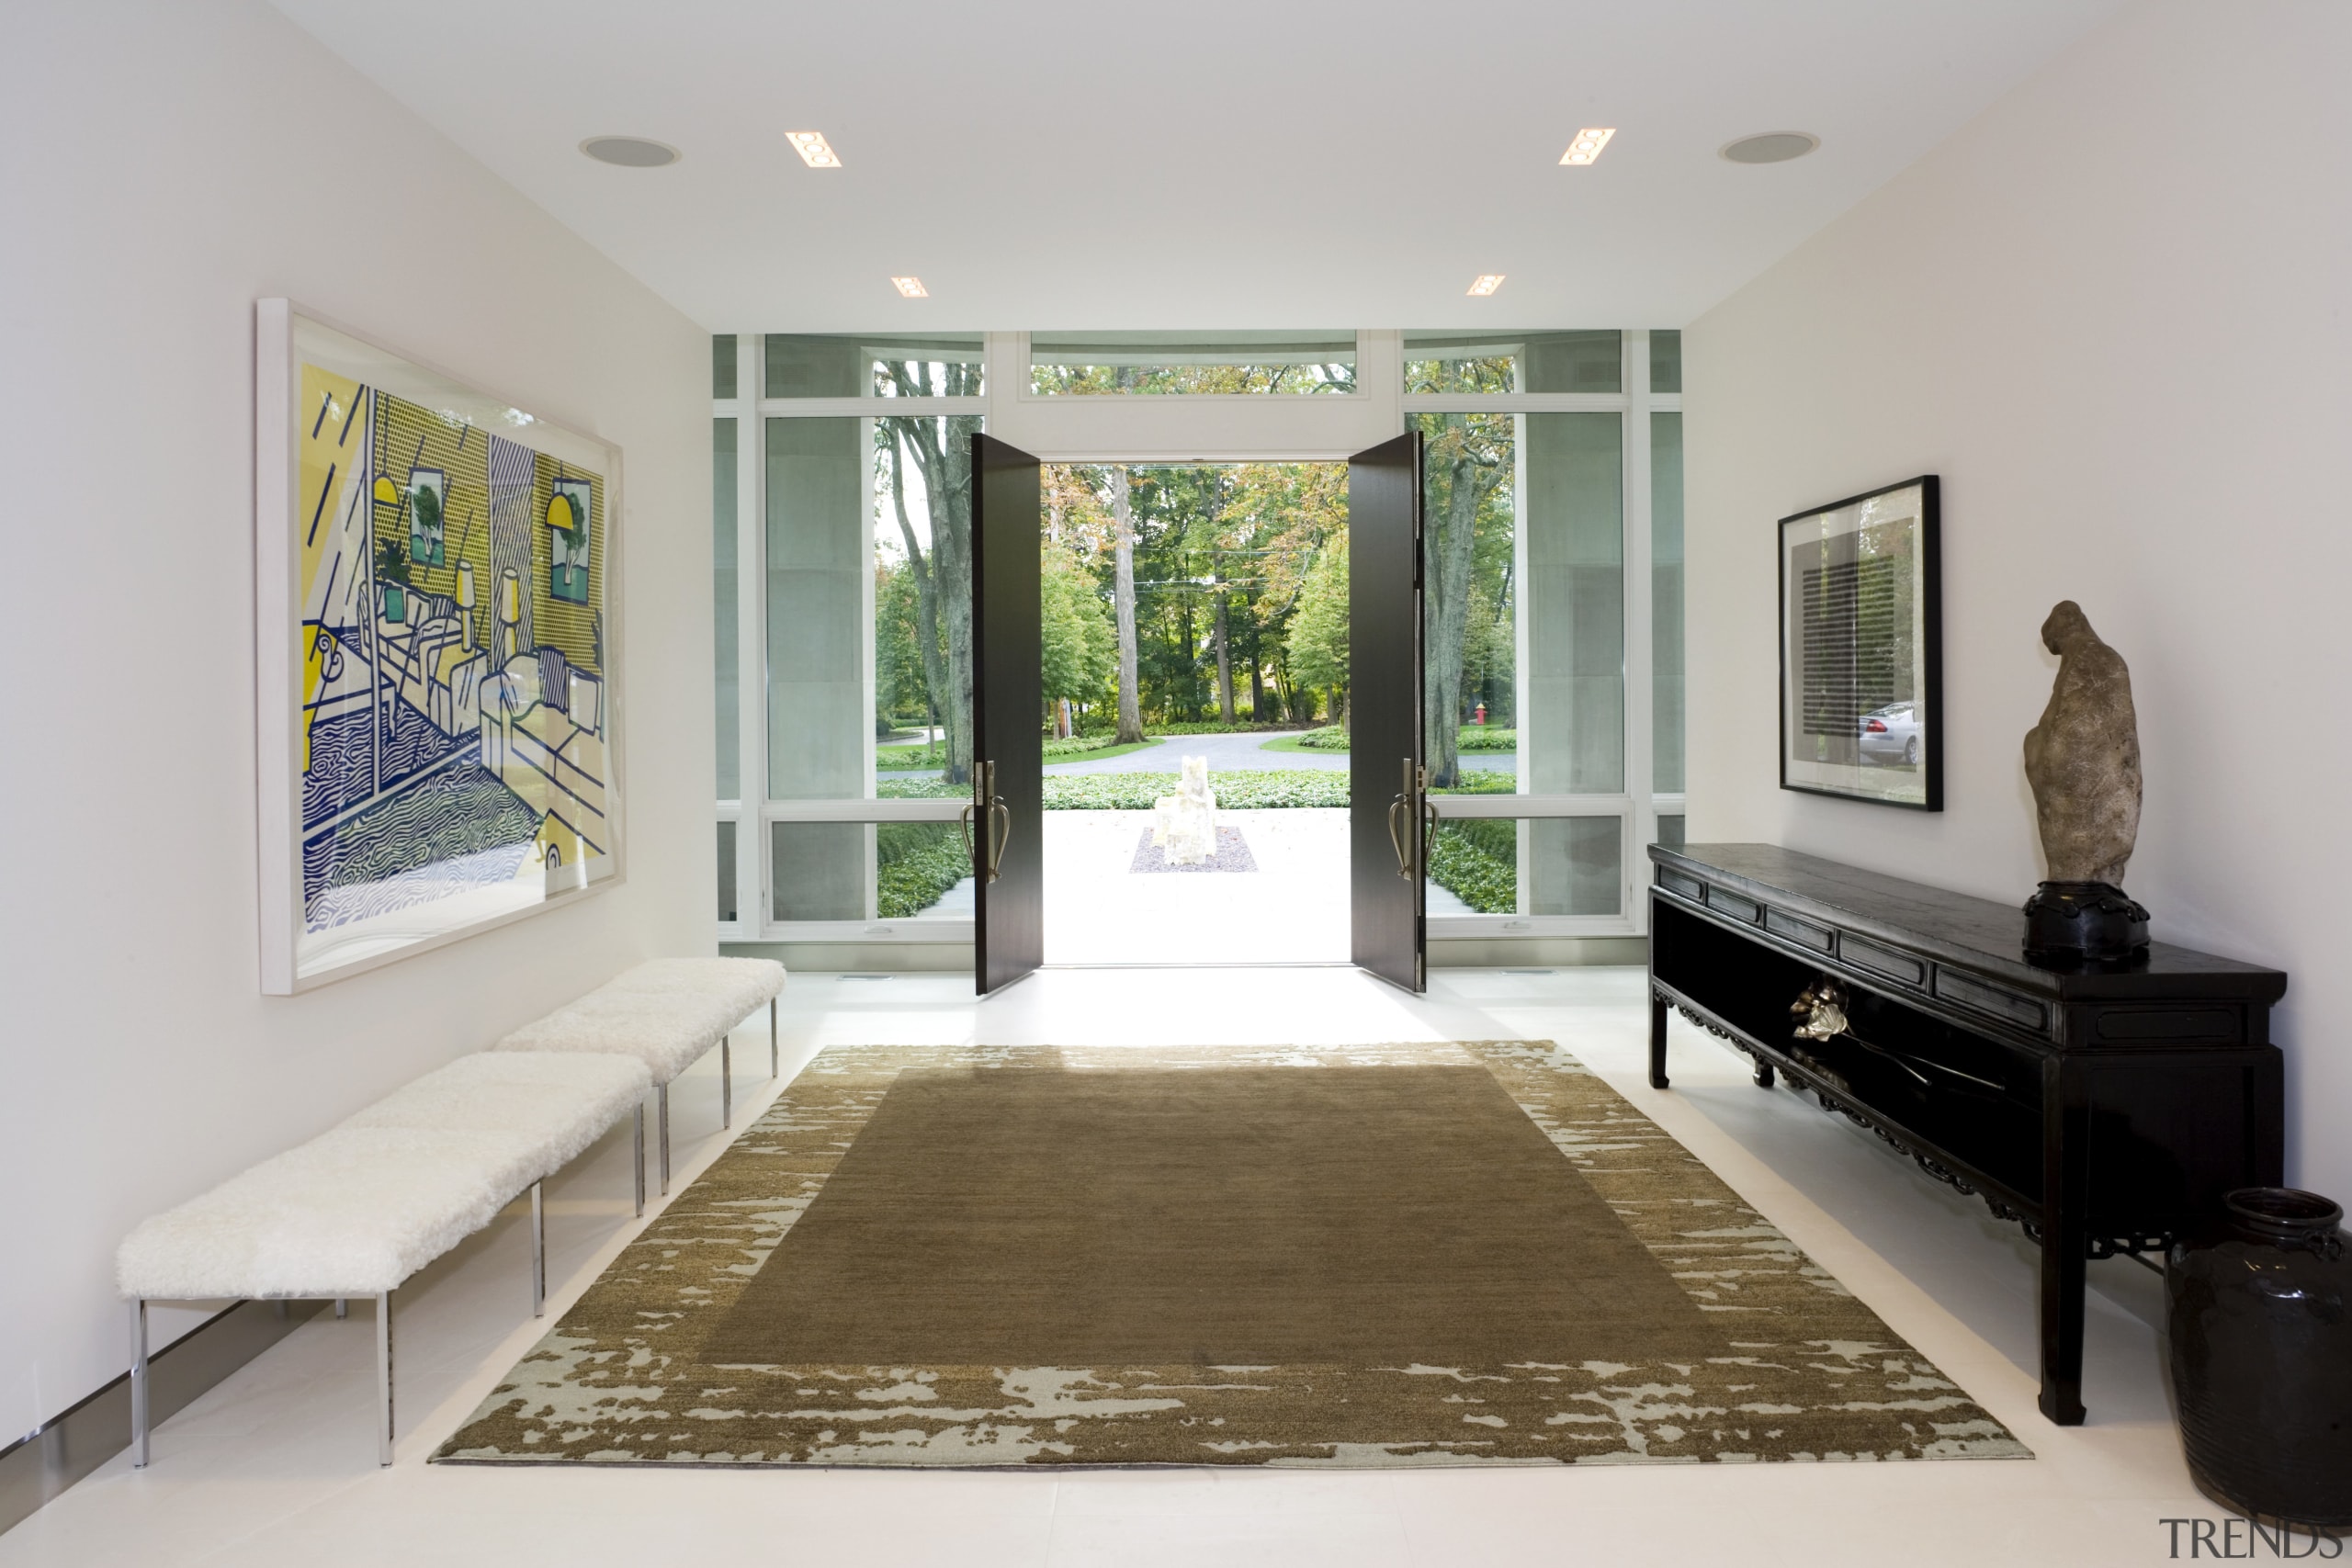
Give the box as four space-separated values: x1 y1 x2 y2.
271 0 2127 333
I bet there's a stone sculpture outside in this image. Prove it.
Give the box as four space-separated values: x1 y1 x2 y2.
1152 754 1218 867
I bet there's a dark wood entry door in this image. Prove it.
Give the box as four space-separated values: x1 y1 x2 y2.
1348 433 1426 993
970 433 1044 994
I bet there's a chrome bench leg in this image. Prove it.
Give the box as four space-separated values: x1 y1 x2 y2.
770 998 778 1078
335 1298 347 1319
633 1102 646 1217
722 1036 732 1130
658 1082 671 1195
530 1180 546 1317
130 1300 149 1468
376 1292 394 1467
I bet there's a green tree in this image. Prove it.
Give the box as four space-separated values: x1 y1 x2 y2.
1040 544 1116 709
1419 410 1513 786
873 558 930 734
1286 534 1350 726
875 367 981 782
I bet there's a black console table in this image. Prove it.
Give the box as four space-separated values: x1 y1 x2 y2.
1647 842 2285 1425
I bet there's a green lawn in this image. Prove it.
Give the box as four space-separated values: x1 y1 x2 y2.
1045 739 1162 765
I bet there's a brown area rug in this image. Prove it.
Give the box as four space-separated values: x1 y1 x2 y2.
435 1042 2030 1469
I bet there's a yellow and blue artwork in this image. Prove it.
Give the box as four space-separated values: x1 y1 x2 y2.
292 359 610 945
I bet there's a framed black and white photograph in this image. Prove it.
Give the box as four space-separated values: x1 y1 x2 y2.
1779 475 1941 810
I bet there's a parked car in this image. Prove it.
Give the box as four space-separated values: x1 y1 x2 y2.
1859 703 1922 766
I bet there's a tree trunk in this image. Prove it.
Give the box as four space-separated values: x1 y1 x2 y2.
1109 468 1145 744
1214 591 1235 724
886 441 953 775
1249 650 1265 722
1421 416 1499 789
887 411 977 785
1180 599 1198 721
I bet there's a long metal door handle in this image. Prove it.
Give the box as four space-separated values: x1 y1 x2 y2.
1387 795 1412 879
979 761 1006 885
987 800 1011 884
965 759 993 878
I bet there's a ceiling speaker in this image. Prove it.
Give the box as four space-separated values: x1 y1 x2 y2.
1721 132 1819 165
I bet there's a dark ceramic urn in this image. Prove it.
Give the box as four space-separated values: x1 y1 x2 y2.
2166 1189 2352 1529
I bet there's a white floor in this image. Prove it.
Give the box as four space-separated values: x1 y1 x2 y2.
3 968 2218 1568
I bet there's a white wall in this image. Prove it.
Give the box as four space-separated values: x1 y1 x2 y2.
1683 0 2352 1200
0 1 712 1438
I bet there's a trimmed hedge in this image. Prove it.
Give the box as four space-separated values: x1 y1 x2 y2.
1146 720 1303 736
1043 771 1350 810
878 769 1517 810
1264 725 1515 755
1430 772 1519 795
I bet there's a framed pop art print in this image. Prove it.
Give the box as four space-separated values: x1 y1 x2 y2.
1778 475 1941 811
254 300 624 992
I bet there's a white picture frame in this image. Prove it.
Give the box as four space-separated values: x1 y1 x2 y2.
255 300 625 993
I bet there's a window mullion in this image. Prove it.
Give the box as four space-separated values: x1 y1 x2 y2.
1622 332 1657 932
738 334 769 935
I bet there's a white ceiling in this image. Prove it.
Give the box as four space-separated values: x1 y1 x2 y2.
271 0 2128 333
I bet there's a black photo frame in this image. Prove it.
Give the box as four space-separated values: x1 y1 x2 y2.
1778 474 1942 810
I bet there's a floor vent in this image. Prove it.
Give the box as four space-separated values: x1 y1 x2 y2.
1503 968 1557 976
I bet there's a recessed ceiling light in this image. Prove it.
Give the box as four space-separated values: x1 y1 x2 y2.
1466 275 1505 297
786 131 842 169
1721 132 1819 164
891 276 928 298
579 136 679 168
1559 128 1615 166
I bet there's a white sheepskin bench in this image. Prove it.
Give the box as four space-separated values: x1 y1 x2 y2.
117 1051 650 1469
596 956 786 1069
494 957 786 1194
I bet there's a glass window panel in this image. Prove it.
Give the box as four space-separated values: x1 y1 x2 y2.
714 418 739 798
1527 412 1623 794
1404 331 1622 395
1530 817 1622 915
716 820 738 922
771 822 867 920
712 334 738 399
1420 412 1623 796
1030 332 1356 395
765 417 866 798
763 333 986 399
1425 815 1623 917
764 412 978 802
872 412 981 785
769 820 974 922
1419 411 1520 791
1653 813 1686 853
1652 412 1684 794
1649 330 1681 395
876 821 976 919
1428 818 1520 914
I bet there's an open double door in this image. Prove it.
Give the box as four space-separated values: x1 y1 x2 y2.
967 432 1428 996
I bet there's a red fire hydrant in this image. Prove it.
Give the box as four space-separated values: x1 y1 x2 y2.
1474 702 1487 727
